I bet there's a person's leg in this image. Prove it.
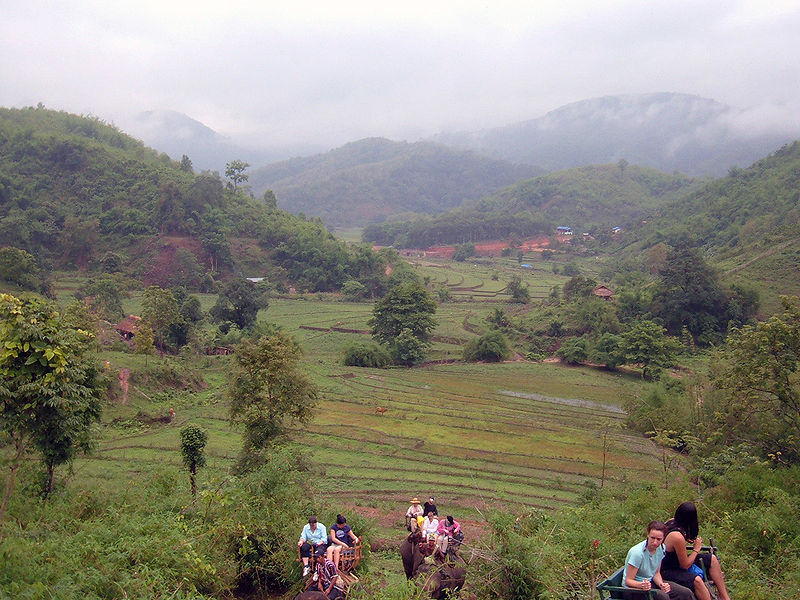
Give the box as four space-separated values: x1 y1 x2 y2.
692 575 711 600
706 554 731 600
665 581 694 600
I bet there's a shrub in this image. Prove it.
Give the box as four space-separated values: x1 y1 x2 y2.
343 342 391 367
463 330 511 362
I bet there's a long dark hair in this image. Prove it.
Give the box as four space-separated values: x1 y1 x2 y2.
672 502 699 541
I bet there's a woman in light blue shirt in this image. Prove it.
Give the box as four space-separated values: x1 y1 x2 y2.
298 516 328 577
623 521 692 600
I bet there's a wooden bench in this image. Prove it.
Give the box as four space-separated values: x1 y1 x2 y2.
296 542 364 573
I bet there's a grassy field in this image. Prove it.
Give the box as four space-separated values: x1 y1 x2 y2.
65 284 666 536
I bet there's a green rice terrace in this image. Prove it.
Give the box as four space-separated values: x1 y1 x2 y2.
81 290 663 529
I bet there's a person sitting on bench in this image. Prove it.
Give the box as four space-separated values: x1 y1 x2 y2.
298 516 327 577
623 520 693 600
661 502 732 600
328 513 359 569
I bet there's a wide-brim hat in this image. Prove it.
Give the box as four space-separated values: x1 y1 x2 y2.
411 497 420 503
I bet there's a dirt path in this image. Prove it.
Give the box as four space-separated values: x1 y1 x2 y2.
724 237 799 275
118 368 130 405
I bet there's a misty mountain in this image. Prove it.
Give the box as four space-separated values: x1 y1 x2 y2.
432 93 799 177
249 138 542 227
117 110 319 173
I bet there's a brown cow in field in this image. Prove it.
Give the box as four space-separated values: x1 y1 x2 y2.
375 407 388 416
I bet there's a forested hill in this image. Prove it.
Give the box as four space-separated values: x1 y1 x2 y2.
0 107 391 294
632 140 800 252
363 163 698 248
432 93 799 177
248 137 541 227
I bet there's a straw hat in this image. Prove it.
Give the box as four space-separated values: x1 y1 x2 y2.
411 497 420 504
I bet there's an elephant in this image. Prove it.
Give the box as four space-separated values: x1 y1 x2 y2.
400 529 466 598
417 563 467 600
400 529 427 579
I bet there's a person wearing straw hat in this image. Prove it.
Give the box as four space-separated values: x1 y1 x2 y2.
405 497 425 531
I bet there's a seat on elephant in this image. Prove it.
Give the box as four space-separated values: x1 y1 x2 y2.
338 543 363 573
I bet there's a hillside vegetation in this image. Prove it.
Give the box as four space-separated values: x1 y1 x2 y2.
0 107 391 294
364 163 697 247
249 137 541 227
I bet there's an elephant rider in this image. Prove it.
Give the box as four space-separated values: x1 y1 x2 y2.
327 513 359 569
423 496 438 517
315 557 346 600
406 497 425 531
298 516 328 577
422 511 440 542
436 515 462 558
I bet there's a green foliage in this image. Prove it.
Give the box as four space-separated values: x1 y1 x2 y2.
77 275 125 321
390 328 428 366
452 242 476 262
563 275 597 301
463 330 511 362
227 331 318 470
618 320 682 380
709 296 800 462
0 246 39 290
141 285 180 350
0 293 103 517
180 424 208 498
224 160 250 191
369 282 437 346
210 278 267 330
506 275 530 303
557 336 588 364
343 342 392 368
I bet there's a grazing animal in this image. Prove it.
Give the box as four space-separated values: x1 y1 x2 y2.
376 406 388 416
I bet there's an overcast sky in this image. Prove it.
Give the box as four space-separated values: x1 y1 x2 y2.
2 0 799 148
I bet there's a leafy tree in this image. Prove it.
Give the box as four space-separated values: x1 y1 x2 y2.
593 332 623 369
0 294 103 519
133 325 155 366
180 424 207 500
453 242 476 262
556 336 588 365
562 275 597 301
506 275 530 303
78 276 125 321
98 251 123 274
210 278 267 330
225 160 250 191
341 279 368 301
711 296 800 462
390 328 428 366
0 246 39 290
369 282 437 346
463 330 511 362
141 286 180 351
619 320 682 380
180 154 193 173
227 331 317 470
652 247 729 344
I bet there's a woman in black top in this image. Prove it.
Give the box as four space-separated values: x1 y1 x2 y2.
423 496 438 517
661 502 731 600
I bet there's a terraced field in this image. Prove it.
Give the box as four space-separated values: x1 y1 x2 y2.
76 294 661 524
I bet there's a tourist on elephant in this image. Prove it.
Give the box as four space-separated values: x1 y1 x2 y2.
622 520 693 600
423 496 438 517
406 497 424 530
661 502 731 600
298 516 328 577
327 514 359 568
422 511 440 541
436 515 462 556
315 557 346 600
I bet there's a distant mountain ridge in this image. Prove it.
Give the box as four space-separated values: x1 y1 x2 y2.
248 138 542 227
432 93 799 177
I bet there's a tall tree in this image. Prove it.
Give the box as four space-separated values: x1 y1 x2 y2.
180 424 207 500
225 160 250 191
711 296 800 462
0 294 103 520
369 282 437 346
619 319 682 380
141 286 180 351
227 331 317 471
210 278 267 330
